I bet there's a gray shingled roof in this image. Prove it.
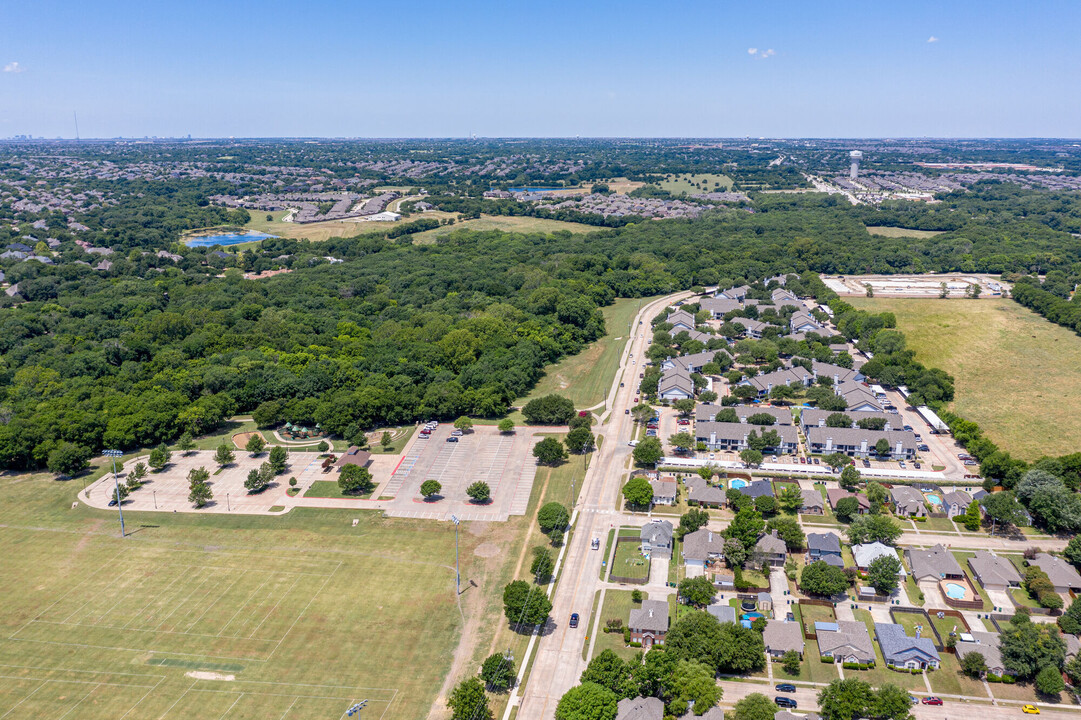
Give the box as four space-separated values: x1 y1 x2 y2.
628 600 669 634
682 528 726 562
905 544 963 580
875 622 940 666
616 696 664 720
764 620 805 655
807 532 841 555
967 551 1021 588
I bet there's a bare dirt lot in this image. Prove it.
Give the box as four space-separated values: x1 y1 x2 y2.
824 273 1008 298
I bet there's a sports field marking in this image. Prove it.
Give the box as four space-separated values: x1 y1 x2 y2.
246 575 301 639
183 569 247 633
214 692 243 719
267 564 340 660
123 570 188 629
156 680 196 720
0 680 44 719
55 682 100 720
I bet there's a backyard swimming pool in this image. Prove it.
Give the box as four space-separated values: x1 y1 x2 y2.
729 478 748 489
926 494 943 506
944 582 967 599
740 611 765 628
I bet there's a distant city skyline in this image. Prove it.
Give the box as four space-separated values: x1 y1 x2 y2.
2 0 1079 138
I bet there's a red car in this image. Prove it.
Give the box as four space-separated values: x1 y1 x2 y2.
921 697 943 706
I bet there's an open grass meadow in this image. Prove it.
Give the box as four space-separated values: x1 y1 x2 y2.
0 462 533 720
410 214 599 244
518 296 655 410
849 297 1081 460
656 173 734 196
240 208 458 244
865 226 945 239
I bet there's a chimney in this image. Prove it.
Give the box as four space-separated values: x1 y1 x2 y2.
834 373 839 385
708 531 713 542
649 608 654 618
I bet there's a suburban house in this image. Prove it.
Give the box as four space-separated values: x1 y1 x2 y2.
336 446 373 470
875 623 941 669
640 521 673 559
682 528 726 570
628 600 669 648
754 530 787 567
658 367 695 401
799 408 897 433
740 367 813 397
890 486 928 517
805 427 917 459
695 421 799 453
733 479 776 501
763 620 805 659
687 483 726 507
817 621 876 664
732 318 771 339
905 544 964 581
800 489 825 514
955 631 1010 677
663 350 729 374
665 310 697 331
1029 554 1081 594
941 490 973 518
707 602 737 624
807 532 843 567
650 477 677 506
826 488 870 515
967 551 1021 591
852 542 906 576
615 697 664 720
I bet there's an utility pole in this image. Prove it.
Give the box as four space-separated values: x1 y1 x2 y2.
104 449 125 538
451 514 460 595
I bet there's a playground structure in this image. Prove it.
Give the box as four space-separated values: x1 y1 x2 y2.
281 422 327 440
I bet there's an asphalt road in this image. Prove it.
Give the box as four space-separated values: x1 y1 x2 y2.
515 290 692 720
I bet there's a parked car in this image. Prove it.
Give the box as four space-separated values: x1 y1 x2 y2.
914 462 921 469
921 697 943 706
451 429 463 436
774 697 797 709
625 409 630 414
899 461 906 469
639 372 644 378
446 437 459 443
628 440 639 447
775 683 796 693
918 444 930 452
812 458 820 465
591 538 600 550
569 613 579 628
862 459 871 468
903 425 914 431
1022 705 1040 714
634 397 639 403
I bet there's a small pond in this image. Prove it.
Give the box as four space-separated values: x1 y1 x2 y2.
185 231 277 247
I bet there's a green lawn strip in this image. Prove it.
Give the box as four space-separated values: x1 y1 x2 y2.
929 653 987 697
610 535 649 581
921 516 960 533
988 679 1058 703
517 296 657 409
583 590 604 661
368 424 417 454
1010 587 1041 609
600 529 616 580
668 539 683 586
591 590 641 661
303 480 374 499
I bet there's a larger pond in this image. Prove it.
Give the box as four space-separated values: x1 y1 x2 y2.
184 231 277 247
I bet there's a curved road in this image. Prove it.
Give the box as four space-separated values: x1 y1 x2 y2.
515 290 691 720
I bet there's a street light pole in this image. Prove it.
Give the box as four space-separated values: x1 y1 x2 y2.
104 449 125 538
451 514 460 596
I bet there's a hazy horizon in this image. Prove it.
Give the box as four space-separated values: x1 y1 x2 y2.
3 0 1080 138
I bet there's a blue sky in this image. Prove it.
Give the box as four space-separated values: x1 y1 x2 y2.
1 0 1079 138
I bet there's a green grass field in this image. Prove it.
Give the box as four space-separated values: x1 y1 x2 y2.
865 226 945 239
0 455 533 719
410 214 598 244
303 479 374 499
518 296 654 410
656 173 734 196
590 590 642 661
239 208 457 244
849 297 1081 460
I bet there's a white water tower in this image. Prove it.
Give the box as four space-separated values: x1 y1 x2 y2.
849 150 863 180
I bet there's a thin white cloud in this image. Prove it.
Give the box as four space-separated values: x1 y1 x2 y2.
748 48 775 59
748 48 758 55
761 49 776 58
927 36 939 43
3 61 25 73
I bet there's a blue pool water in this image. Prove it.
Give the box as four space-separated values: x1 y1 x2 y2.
729 478 748 489
944 582 967 599
740 612 765 628
185 231 277 247
926 495 943 506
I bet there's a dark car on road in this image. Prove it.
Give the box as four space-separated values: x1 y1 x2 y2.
774 697 797 709
775 683 796 693
569 613 579 628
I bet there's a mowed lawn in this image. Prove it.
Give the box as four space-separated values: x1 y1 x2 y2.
410 214 598 244
518 296 655 410
849 297 1081 460
241 208 458 243
0 471 512 720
